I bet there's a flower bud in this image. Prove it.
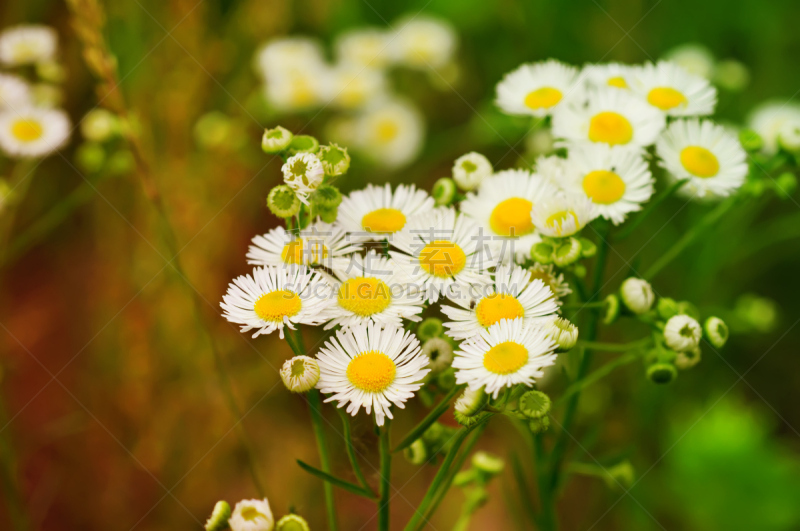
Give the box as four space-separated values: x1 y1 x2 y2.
713 60 750 92
452 152 492 191
262 126 293 154
436 367 457 390
455 387 488 417
276 514 310 531
312 184 342 209
518 389 551 419
528 415 550 434
553 237 582 267
531 242 554 264
664 314 702 352
647 362 677 384
230 499 274 531
35 60 66 83
404 438 428 465
578 237 597 258
205 501 231 531
280 356 320 393
194 112 233 149
267 185 301 218
676 300 700 320
282 153 324 202
675 346 701 370
106 149 135 175
318 143 350 176
738 129 763 152
620 277 655 315
602 294 620 325
472 451 504 476
317 205 338 223
735 294 778 333
417 317 444 341
657 297 679 320
81 108 120 142
778 121 800 153
75 142 106 173
422 337 454 374
544 317 578 352
432 177 456 206
774 172 797 200
703 316 728 348
286 134 320 156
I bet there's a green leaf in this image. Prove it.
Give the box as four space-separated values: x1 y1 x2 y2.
296 460 377 499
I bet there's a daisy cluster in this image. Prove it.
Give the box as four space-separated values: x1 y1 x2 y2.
222 126 582 428
253 15 457 168
0 24 71 159
496 59 748 202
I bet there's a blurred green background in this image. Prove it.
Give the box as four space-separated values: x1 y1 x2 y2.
1 0 799 529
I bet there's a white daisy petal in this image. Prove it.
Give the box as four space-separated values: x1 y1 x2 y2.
496 60 581 117
632 61 717 117
338 182 434 242
0 25 57 66
0 107 70 158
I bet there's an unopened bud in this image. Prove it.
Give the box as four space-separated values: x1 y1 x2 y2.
553 237 582 267
774 172 797 199
262 126 293 154
647 362 677 384
452 152 492 191
75 142 105 173
436 367 457 390
528 415 550 434
286 134 320 156
205 501 231 531
423 338 454 374
454 387 488 417
518 390 551 419
280 356 320 393
544 317 578 352
312 184 342 209
432 177 456 206
738 129 763 152
675 346 701 370
578 237 597 258
657 297 679 320
664 314 702 352
404 438 428 465
620 278 655 315
417 317 444 341
276 514 310 531
531 242 554 264
318 143 350 176
81 108 120 142
602 294 620 325
704 316 728 348
267 184 301 218
472 451 504 476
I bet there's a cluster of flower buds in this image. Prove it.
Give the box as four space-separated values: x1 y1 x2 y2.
75 108 134 175
531 236 597 270
205 498 310 531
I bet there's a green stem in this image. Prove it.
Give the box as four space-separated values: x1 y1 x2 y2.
0 160 37 263
535 435 556 531
643 196 737 280
0 393 29 531
554 352 641 407
575 338 651 352
337 409 373 494
378 420 392 531
308 388 338 531
393 385 462 453
614 179 688 241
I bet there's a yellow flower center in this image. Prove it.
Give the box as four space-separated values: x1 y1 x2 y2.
647 87 688 111
362 208 407 233
11 119 43 142
281 238 329 264
588 111 633 145
240 506 270 522
489 197 535 237
338 277 392 316
475 293 525 327
607 76 628 89
347 350 397 392
253 290 302 322
680 146 719 178
483 341 529 375
376 120 399 142
545 210 579 230
419 240 467 278
524 87 563 110
582 170 626 204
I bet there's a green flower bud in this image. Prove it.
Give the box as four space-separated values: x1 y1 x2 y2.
774 172 797 199
664 314 702 352
286 134 320 156
646 362 677 384
318 143 350 176
267 185 301 218
454 387 488 417
454 410 490 428
312 184 342 209
204 501 231 531
572 263 587 278
553 237 582 267
35 61 66 83
194 112 233 149
106 149 135 175
735 293 779 333
81 108 120 142
620 277 655 315
531 242 554 264
424 338 454 374
432 177 457 206
276 514 311 531
404 438 428 465
472 451 504 476
417 317 445 341
544 317 578 352
518 390 551 419
453 469 477 487
676 300 700 320
602 294 620 325
436 366 457 390
714 60 750 92
578 237 597 258
528 415 550 434
453 152 492 191
75 142 106 173
738 129 763 152
675 346 701 370
280 356 320 393
657 297 679 321
704 316 729 348
317 205 338 223
262 126 293 154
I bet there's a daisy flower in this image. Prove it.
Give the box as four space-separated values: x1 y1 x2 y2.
246 221 361 275
337 182 434 242
0 107 70 158
389 16 457 70
350 98 425 168
335 28 392 69
390 207 492 303
442 264 559 341
460 169 560 263
528 263 572 305
655 119 747 199
0 25 57 66
263 69 327 113
747 100 800 154
562 142 654 224
534 154 574 189
530 194 598 238
323 63 387 110
662 43 715 79
318 250 425 330
581 62 639 90
0 74 31 111
316 322 430 426
220 265 332 339
229 499 274 531
496 60 581 117
632 61 717 116
452 318 557 398
281 153 324 204
254 37 326 80
552 87 665 147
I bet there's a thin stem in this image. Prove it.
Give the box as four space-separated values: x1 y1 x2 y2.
614 179 688 241
393 385 462 453
308 388 338 531
534 434 556 531
338 409 373 494
378 420 392 531
644 196 737 280
0 393 29 531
